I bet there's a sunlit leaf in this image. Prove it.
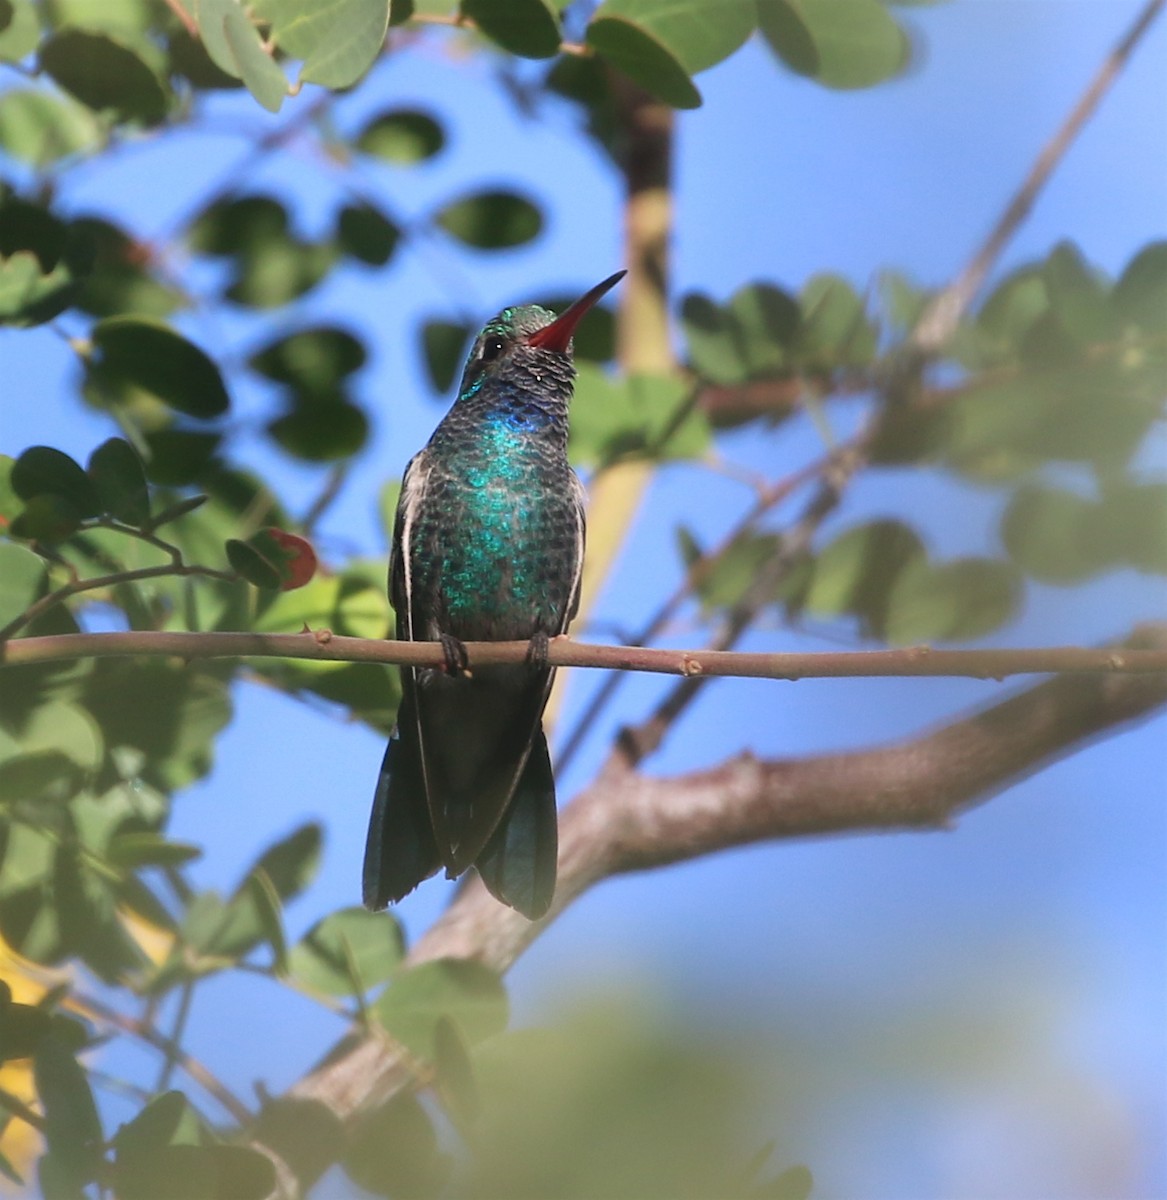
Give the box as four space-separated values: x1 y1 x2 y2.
586 15 702 109
288 906 404 996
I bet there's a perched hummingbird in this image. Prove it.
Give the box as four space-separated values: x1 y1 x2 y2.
363 270 626 920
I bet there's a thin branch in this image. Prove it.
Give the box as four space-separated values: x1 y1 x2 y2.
286 621 1167 1131
909 0 1165 355
3 628 1167 679
0 1085 45 1133
67 992 253 1126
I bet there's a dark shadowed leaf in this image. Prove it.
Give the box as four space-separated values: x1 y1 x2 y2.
462 0 561 59
226 537 282 589
87 318 230 419
681 293 748 385
586 15 702 109
356 108 444 163
253 1099 345 1191
87 437 150 526
34 1034 103 1189
141 430 221 486
11 445 102 516
0 197 90 325
267 400 369 461
434 190 543 249
336 202 400 266
40 29 169 124
422 320 473 393
71 216 183 319
594 0 754 73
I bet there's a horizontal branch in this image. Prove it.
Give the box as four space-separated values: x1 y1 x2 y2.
287 622 1167 1127
3 629 1167 681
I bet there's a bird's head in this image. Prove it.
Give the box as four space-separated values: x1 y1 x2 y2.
456 270 626 403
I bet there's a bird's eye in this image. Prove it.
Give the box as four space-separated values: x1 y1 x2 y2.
480 335 506 362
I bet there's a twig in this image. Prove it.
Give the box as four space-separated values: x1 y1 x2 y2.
164 0 199 38
909 0 1166 355
67 992 253 1126
0 1085 45 1132
3 628 1167 679
155 980 195 1094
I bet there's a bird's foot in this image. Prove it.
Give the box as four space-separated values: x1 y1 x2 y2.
439 633 471 677
525 630 550 671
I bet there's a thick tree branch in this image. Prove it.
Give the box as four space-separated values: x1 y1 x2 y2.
285 622 1167 1135
3 628 1167 679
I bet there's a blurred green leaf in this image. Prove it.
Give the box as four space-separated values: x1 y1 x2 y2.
1000 484 1101 584
1113 240 1167 333
374 958 508 1061
336 202 400 266
0 197 90 326
343 1094 450 1199
40 29 169 124
0 0 39 61
222 0 290 111
434 1014 481 1128
34 1034 103 1190
422 320 473 393
86 317 230 419
797 273 875 366
267 399 369 461
586 15 702 109
226 537 282 589
1043 241 1116 345
71 216 184 319
0 90 102 166
11 445 102 517
250 326 367 394
87 437 150 526
759 0 908 89
0 542 47 628
288 906 404 995
434 190 543 249
141 430 221 486
681 293 749 385
356 108 445 163
106 831 202 868
805 519 926 637
885 556 1021 643
462 0 561 59
594 0 754 73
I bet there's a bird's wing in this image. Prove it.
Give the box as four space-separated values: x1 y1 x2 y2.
388 450 453 861
563 471 587 631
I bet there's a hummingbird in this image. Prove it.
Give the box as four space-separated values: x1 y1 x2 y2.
363 270 626 920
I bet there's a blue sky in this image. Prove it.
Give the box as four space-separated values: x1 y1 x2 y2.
2 3 1166 1196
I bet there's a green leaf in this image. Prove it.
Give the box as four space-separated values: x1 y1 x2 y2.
797 273 875 366
142 430 221 486
1000 485 1101 584
1043 241 1116 344
0 542 47 629
207 1145 276 1200
289 907 404 996
680 294 748 385
0 90 103 166
55 848 147 981
586 15 702 109
11 445 102 517
87 437 150 526
245 867 287 972
336 202 400 267
759 0 908 89
71 216 184 319
250 326 367 393
86 317 230 420
343 1094 450 1199
462 0 561 59
0 199 89 326
433 1015 480 1128
421 320 473 393
222 1 289 111
434 190 543 249
267 400 369 461
804 519 926 637
254 0 389 88
106 831 202 869
374 958 508 1062
729 282 800 376
1087 481 1167 575
593 0 754 73
39 29 169 124
0 0 39 62
252 1099 345 1191
250 822 322 900
0 991 52 1061
226 537 282 589
885 557 1021 644
356 108 444 163
34 1035 103 1187
1113 241 1167 333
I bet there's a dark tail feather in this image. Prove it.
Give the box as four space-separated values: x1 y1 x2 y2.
363 722 441 910
475 729 558 920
